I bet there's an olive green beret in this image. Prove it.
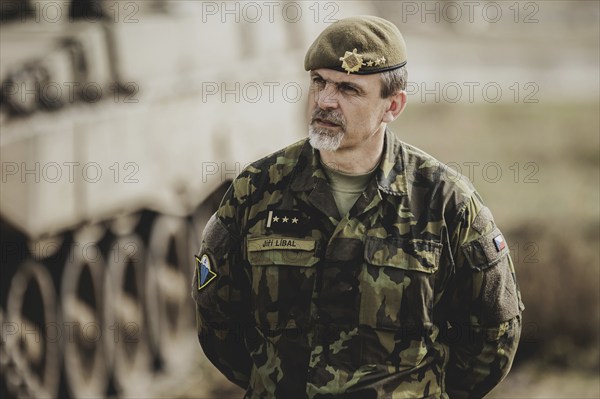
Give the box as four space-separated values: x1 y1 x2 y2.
304 15 407 75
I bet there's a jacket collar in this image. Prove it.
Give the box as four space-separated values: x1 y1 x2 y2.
290 128 408 196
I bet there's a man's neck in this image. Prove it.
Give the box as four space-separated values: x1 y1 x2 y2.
319 127 386 174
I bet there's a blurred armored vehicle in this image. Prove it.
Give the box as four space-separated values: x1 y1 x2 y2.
0 1 373 397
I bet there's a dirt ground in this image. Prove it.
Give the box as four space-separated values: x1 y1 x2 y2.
169 361 600 399
488 362 600 398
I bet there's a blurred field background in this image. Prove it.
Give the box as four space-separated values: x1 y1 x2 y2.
1 0 598 398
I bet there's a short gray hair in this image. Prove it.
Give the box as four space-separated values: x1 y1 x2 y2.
380 66 408 98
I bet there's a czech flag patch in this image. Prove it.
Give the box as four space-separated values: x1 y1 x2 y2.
196 254 217 290
493 234 506 252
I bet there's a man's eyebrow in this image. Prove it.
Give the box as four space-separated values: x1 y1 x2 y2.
310 72 366 93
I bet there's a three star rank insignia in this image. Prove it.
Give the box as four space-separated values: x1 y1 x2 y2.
266 210 307 233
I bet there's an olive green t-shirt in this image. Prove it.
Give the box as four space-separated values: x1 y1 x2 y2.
322 161 377 217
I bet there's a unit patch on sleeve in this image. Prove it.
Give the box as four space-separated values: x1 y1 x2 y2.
195 254 217 290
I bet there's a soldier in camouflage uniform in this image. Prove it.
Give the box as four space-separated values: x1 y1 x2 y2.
192 16 523 398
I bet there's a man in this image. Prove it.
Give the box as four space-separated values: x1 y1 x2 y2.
192 15 523 398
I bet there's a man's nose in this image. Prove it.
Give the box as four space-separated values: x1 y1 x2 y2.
317 83 338 109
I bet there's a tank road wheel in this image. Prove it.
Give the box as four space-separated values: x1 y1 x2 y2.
5 261 60 399
146 215 194 370
110 213 141 237
61 225 109 398
104 234 153 397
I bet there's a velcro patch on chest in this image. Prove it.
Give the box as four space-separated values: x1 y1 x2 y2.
248 237 315 252
266 210 307 234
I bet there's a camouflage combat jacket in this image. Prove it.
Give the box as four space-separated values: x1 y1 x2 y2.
192 129 524 398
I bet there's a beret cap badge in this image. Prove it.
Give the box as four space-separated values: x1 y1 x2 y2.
339 48 364 74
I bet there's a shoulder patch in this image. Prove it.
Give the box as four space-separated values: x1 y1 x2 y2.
195 254 217 290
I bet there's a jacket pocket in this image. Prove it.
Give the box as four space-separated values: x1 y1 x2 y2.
360 236 441 330
359 236 442 366
246 236 319 331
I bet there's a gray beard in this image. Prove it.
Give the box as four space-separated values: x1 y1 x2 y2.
308 125 345 152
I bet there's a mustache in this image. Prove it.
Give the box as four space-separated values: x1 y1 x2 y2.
310 108 346 128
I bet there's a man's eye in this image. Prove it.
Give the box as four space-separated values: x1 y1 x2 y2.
311 77 325 86
340 84 358 94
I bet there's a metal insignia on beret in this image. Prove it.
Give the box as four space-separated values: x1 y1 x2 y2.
375 56 386 66
340 49 387 73
195 254 217 290
339 48 364 74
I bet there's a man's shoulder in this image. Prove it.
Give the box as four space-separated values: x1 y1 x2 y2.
401 140 442 169
398 138 477 203
231 138 308 191
247 138 308 172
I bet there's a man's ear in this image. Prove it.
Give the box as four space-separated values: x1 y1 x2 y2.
382 91 407 123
